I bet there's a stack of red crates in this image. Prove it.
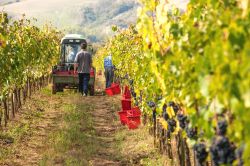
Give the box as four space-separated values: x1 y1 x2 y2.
118 86 141 129
105 83 121 96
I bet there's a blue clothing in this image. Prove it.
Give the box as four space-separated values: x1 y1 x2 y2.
105 67 113 88
104 55 112 68
78 73 90 95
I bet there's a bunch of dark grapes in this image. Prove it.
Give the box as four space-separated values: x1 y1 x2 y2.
166 131 171 138
147 101 156 108
124 74 129 79
130 86 137 100
167 118 176 133
173 105 179 113
177 114 187 129
134 98 139 106
168 101 175 107
185 127 198 140
131 91 136 98
193 143 208 165
162 104 169 121
129 79 134 86
121 74 129 80
157 95 162 101
113 65 117 71
217 120 227 136
167 101 179 114
152 109 157 121
236 145 244 166
210 136 236 166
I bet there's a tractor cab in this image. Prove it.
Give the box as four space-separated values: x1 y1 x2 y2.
52 34 95 95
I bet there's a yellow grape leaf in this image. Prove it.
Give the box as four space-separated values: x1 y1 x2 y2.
159 118 168 130
167 106 175 118
173 127 180 135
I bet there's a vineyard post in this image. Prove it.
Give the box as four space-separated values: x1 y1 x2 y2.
35 79 37 91
180 132 186 166
193 149 197 166
153 109 157 146
23 82 27 102
20 87 24 104
11 93 15 118
156 118 161 149
14 89 19 112
143 114 147 125
159 123 164 153
43 75 45 87
7 95 10 120
32 80 35 93
36 78 39 91
25 80 28 99
3 98 8 127
162 129 167 155
184 138 191 166
28 78 31 98
39 77 42 89
17 88 21 109
175 132 185 166
166 133 173 160
0 106 2 128
42 75 45 87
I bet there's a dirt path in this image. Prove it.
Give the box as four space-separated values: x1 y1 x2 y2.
84 96 122 166
0 85 166 166
0 88 65 166
0 86 124 166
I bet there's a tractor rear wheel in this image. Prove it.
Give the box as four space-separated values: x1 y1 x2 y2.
52 84 57 94
89 85 95 96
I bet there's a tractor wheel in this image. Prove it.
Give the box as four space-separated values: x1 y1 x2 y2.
58 85 64 92
52 84 57 94
89 85 95 96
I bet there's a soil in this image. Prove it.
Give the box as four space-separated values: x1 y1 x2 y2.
0 79 166 166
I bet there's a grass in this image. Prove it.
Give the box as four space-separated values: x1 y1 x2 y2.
0 99 44 162
0 85 170 165
114 125 169 165
39 102 96 166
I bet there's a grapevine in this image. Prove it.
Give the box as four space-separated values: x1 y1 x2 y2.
94 0 250 164
0 12 61 126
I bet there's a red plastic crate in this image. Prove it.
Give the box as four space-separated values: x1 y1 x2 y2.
127 115 141 129
127 107 141 117
105 87 113 96
111 83 121 95
123 86 131 99
121 99 131 110
118 110 128 125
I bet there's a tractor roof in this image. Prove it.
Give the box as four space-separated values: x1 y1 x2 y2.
61 34 86 44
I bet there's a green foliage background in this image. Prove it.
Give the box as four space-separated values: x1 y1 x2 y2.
94 0 250 164
0 12 61 99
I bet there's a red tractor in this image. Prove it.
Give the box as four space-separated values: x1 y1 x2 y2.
52 34 95 95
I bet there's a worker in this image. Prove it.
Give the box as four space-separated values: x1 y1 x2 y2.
74 42 92 96
104 54 114 88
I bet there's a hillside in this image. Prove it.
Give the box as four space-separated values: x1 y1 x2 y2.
0 0 189 42
0 0 25 6
1 0 139 42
